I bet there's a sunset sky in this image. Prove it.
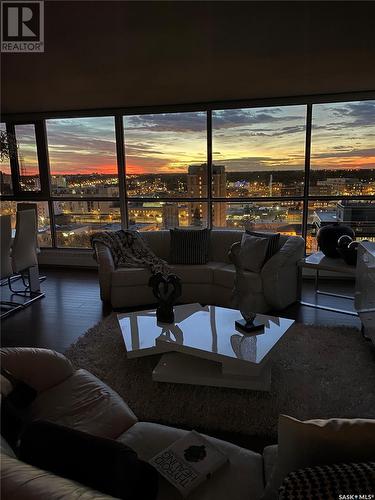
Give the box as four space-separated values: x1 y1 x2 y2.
4 100 375 176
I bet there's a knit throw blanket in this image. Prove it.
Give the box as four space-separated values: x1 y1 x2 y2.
91 230 171 277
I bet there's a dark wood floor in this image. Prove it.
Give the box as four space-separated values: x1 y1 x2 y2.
0 270 365 450
1 268 361 352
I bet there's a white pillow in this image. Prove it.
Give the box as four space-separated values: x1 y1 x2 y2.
263 414 375 499
238 233 269 272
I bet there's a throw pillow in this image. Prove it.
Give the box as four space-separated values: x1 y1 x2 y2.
19 420 158 500
264 415 375 499
170 228 210 265
246 230 280 263
238 233 270 272
279 462 375 500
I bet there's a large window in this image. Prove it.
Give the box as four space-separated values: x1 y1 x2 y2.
0 123 13 195
0 201 52 247
307 199 375 254
310 101 375 196
212 200 303 234
14 124 41 192
54 200 121 248
124 112 207 198
128 201 208 231
212 106 306 197
46 117 118 197
1 94 374 252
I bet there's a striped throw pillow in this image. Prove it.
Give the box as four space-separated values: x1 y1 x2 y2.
170 228 210 265
245 230 280 263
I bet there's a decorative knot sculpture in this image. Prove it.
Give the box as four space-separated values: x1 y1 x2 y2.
148 272 182 324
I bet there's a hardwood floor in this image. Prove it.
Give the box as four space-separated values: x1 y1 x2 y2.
1 268 361 352
0 269 365 450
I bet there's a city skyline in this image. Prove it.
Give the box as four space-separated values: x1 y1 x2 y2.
5 100 374 176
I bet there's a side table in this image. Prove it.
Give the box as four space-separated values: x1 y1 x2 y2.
298 251 357 316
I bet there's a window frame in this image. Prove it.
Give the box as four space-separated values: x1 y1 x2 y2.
1 90 374 251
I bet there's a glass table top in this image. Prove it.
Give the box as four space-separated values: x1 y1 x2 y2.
118 303 294 365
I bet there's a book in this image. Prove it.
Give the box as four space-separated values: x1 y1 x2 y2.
149 430 228 497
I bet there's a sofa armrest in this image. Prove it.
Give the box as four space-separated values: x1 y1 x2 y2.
228 241 243 269
1 455 115 500
94 242 115 302
0 348 74 393
261 237 305 310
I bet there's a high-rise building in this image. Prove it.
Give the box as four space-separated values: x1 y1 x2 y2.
162 203 179 229
187 164 227 227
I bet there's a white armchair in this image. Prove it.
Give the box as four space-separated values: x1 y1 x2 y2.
229 235 304 312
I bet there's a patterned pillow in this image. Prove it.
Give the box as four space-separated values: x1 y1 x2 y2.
170 228 210 265
245 230 280 263
279 462 375 500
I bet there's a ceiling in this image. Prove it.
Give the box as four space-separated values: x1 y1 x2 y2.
2 1 375 115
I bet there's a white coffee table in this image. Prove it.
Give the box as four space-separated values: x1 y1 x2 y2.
117 303 294 391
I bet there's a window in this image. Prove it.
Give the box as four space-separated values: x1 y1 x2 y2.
46 117 118 197
128 201 208 231
212 200 303 235
0 201 52 247
1 95 373 254
212 106 306 198
14 124 41 192
124 112 207 198
307 199 375 254
310 101 375 196
54 200 121 248
0 123 13 195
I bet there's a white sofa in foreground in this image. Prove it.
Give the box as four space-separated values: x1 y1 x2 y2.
0 348 273 500
94 230 304 311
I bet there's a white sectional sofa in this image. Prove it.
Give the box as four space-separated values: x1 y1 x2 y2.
0 347 276 500
94 230 304 312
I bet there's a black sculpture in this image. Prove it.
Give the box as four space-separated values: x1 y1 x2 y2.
148 273 182 324
337 237 360 266
317 223 355 258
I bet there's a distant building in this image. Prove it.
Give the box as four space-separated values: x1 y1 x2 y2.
51 176 67 188
162 203 179 229
187 164 227 227
313 200 375 242
0 171 12 194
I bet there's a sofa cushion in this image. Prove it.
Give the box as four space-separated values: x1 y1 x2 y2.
141 231 171 261
213 264 263 294
30 369 137 439
171 263 221 284
213 264 236 288
1 454 115 499
19 420 158 500
112 263 225 287
263 445 278 485
112 267 151 287
117 422 265 500
209 231 243 263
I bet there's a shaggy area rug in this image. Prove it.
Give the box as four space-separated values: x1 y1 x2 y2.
65 315 375 439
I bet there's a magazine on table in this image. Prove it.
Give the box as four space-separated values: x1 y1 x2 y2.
149 430 229 497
